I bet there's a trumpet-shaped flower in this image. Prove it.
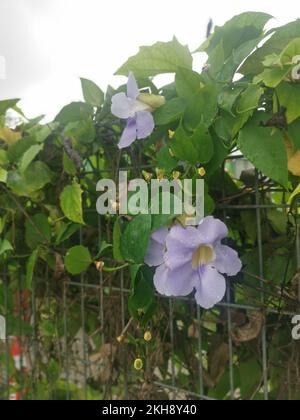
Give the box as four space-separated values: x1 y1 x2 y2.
145 217 242 309
111 72 162 149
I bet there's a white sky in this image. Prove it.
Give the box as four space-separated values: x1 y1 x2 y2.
0 0 299 119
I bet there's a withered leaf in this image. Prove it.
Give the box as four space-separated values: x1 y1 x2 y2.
231 311 264 344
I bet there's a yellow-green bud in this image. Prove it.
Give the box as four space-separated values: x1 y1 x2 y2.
144 331 152 342
138 93 166 110
134 358 144 371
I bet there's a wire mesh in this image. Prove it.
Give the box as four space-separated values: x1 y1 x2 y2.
1 154 300 401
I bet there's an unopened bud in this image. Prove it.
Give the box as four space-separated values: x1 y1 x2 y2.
144 331 152 342
156 169 165 181
142 171 153 183
134 358 144 371
198 167 206 177
168 130 175 139
117 335 126 344
172 171 181 180
95 261 105 272
138 93 166 109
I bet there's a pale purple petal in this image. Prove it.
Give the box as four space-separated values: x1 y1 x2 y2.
118 118 137 149
144 227 168 267
213 244 242 277
198 216 228 245
154 263 195 297
195 265 226 309
111 92 133 119
127 72 140 99
151 226 169 245
136 111 155 139
165 225 202 270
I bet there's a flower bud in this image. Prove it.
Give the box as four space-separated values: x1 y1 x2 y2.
95 261 105 272
134 358 144 371
168 130 175 139
144 331 152 342
172 171 181 180
138 93 166 110
198 167 206 177
116 335 126 344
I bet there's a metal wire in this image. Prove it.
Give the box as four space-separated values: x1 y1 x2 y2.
1 156 300 401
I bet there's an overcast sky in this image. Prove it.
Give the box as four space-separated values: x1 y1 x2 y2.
0 0 299 119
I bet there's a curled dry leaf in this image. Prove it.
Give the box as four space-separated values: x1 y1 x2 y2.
231 311 265 344
208 337 230 386
54 253 65 280
89 343 118 384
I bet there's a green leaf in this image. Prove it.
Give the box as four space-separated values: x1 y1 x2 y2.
171 122 214 165
287 118 300 151
7 162 54 197
0 168 7 183
218 86 244 116
0 239 13 256
288 184 300 205
154 98 186 126
254 66 290 88
280 38 300 65
267 209 287 235
63 152 77 176
26 249 39 289
64 119 96 144
197 12 271 57
55 102 93 124
0 150 8 166
60 183 84 224
238 113 288 186
19 144 44 173
175 68 203 100
240 359 262 399
184 84 218 129
7 136 37 163
65 245 92 275
128 266 156 325
0 99 20 115
236 85 264 114
55 223 81 245
80 78 104 108
241 20 300 75
27 122 59 143
121 214 152 263
25 214 51 249
116 37 193 78
157 146 178 171
276 82 300 124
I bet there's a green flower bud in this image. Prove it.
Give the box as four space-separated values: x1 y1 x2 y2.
138 93 166 110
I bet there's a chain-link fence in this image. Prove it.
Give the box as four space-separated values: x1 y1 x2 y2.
1 155 300 401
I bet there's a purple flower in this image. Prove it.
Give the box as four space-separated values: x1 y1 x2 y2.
111 72 155 149
145 217 242 309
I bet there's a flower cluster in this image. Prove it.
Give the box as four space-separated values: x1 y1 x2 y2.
145 217 242 309
111 72 165 149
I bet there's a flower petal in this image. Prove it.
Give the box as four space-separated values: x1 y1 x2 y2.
165 225 202 270
213 244 242 276
144 227 168 267
154 263 195 297
111 92 134 119
195 265 226 309
127 72 140 99
136 111 155 139
198 216 228 245
151 226 169 245
118 118 137 149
